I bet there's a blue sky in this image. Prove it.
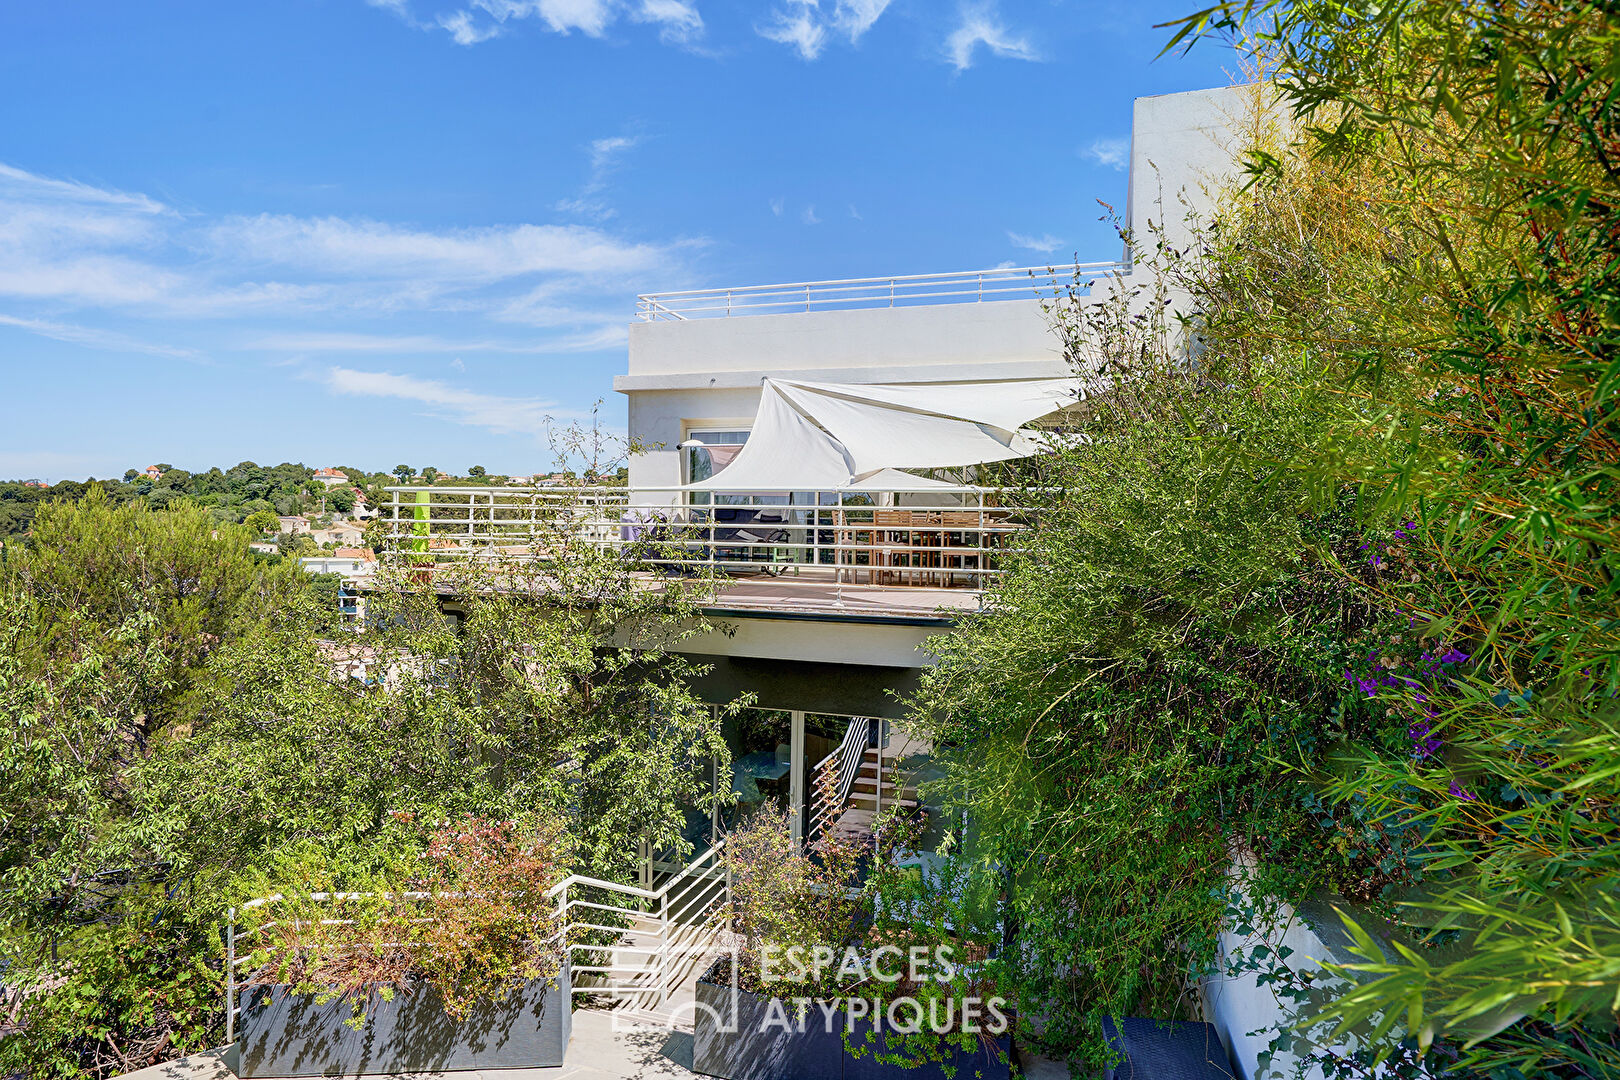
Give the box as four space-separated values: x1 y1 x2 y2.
0 0 1233 481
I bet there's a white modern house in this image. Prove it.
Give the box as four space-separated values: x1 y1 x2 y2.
381 81 1256 850
370 84 1314 1073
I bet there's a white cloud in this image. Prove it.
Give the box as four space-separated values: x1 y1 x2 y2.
438 9 503 42
254 328 623 353
0 163 169 215
848 204 862 220
945 3 1038 70
325 366 563 435
411 0 704 46
0 313 202 361
208 215 665 282
757 0 891 59
769 197 784 217
801 205 820 225
758 0 825 59
1084 136 1130 171
556 133 642 221
472 0 614 35
632 0 703 44
589 134 641 172
1007 231 1062 253
832 0 890 40
0 157 695 354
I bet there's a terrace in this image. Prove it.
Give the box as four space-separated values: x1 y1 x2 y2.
634 262 1125 321
377 482 1034 621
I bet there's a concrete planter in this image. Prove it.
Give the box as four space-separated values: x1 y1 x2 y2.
236 965 570 1077
693 963 1010 1080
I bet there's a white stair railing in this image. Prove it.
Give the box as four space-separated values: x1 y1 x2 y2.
225 840 732 1039
808 717 872 842
547 839 729 1019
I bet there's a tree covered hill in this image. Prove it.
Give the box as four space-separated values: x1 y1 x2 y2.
0 462 552 538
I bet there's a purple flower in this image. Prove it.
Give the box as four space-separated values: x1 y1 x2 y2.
1439 647 1471 665
1448 780 1477 801
1409 721 1442 759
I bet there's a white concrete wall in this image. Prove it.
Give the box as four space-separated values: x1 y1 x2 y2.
673 614 942 668
618 83 1272 497
1200 862 1389 1079
621 297 1062 384
620 299 1068 496
1128 83 1273 258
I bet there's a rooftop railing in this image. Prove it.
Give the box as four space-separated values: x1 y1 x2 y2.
380 485 1036 598
635 261 1127 321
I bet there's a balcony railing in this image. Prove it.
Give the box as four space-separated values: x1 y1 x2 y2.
635 262 1127 321
380 485 1034 598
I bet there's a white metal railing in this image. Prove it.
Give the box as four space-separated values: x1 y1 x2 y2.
224 840 731 1038
636 262 1127 321
549 839 729 1016
809 717 871 842
381 484 1035 595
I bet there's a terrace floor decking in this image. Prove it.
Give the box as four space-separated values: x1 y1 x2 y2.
697 571 980 622
363 567 982 625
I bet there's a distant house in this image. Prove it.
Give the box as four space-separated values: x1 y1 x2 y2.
277 514 312 536
21 479 47 488
536 473 571 487
312 521 366 548
505 475 533 485
144 465 163 480
248 541 278 556
313 467 349 489
300 548 377 579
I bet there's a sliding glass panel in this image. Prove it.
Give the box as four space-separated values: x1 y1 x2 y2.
718 707 794 831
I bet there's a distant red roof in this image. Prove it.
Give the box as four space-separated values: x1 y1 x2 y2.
314 467 346 479
334 547 376 560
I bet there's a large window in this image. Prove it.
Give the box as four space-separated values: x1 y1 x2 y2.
684 428 749 507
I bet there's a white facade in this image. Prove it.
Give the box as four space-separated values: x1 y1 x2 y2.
606 83 1262 673
618 83 1260 500
299 554 376 578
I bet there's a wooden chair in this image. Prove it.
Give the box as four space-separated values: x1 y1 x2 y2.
937 510 984 587
873 509 946 586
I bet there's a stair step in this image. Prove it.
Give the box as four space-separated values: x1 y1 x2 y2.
848 780 913 799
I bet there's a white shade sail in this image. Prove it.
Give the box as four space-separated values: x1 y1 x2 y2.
687 377 1085 491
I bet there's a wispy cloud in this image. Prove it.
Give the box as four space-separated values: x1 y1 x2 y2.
556 134 644 221
1007 231 1062 254
632 0 703 45
801 205 821 225
0 157 695 360
382 0 705 47
758 0 825 59
769 197 784 217
1083 136 1130 171
438 9 503 43
757 0 892 60
254 328 626 354
944 3 1037 70
0 313 203 361
324 366 564 435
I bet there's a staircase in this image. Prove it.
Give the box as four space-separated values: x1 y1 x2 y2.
811 723 928 846
549 841 730 1031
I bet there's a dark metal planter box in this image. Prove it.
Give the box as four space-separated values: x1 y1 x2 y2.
236 966 570 1077
693 964 1010 1080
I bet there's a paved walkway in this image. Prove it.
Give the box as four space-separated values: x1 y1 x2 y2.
117 1006 1068 1080
115 1009 703 1080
